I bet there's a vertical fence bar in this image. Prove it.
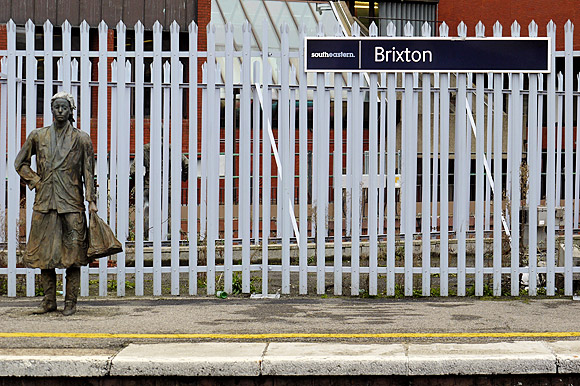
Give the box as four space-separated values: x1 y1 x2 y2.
527 22 539 296
386 22 397 296
492 22 503 296
205 22 218 295
402 22 415 296
240 21 252 293
509 22 522 297
555 73 563 213
438 23 450 296
223 22 234 294
485 73 493 231
546 21 557 296
134 21 145 296
97 21 109 296
333 52 343 296
0 57 5 246
455 22 467 297
170 21 182 295
576 73 580 229
298 24 308 294
315 22 327 295
367 22 379 296
279 23 291 294
79 20 91 296
6 20 17 297
252 61 261 246
379 72 386 235
262 21 272 295
110 61 118 240
61 21 71 93
24 19 37 297
431 73 440 232
188 21 199 295
43 21 53 126
564 20 574 296
116 22 129 297
474 22 485 296
528 68 539 296
420 25 432 297
151 21 164 295
350 23 362 296
162 62 171 240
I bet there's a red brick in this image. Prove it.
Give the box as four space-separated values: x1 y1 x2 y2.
438 0 580 49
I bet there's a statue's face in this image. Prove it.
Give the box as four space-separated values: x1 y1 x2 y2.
51 99 71 124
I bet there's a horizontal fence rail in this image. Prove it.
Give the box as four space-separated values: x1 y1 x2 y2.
1 18 580 298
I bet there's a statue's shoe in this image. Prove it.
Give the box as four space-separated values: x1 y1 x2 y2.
62 301 77 316
33 299 57 314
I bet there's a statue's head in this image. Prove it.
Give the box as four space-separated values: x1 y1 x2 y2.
50 92 76 124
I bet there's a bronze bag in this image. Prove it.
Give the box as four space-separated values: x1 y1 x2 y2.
87 213 123 259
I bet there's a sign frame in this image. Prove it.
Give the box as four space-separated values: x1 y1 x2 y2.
304 36 552 74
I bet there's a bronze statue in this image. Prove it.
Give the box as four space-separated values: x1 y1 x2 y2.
15 92 97 316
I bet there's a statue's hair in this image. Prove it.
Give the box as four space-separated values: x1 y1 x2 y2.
50 92 76 110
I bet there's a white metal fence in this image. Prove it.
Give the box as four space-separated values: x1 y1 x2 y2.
1 18 580 298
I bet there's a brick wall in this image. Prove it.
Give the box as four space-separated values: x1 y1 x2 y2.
438 0 580 50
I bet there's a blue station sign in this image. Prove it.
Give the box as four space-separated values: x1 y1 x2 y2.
305 37 551 73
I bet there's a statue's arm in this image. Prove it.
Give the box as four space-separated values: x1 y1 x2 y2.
14 131 41 190
82 135 97 207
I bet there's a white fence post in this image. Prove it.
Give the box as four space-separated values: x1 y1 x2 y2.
170 21 183 296
134 21 145 296
564 20 574 296
25 19 37 297
97 20 109 296
439 22 450 297
6 20 18 297
151 21 164 295
188 21 199 296
474 22 485 297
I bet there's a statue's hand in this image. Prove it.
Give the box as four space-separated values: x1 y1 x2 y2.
88 201 98 213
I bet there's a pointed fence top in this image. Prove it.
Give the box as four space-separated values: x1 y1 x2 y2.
369 22 378 37
98 20 108 33
135 20 144 33
511 21 521 37
439 22 449 37
80 20 90 33
457 21 467 37
116 20 126 33
475 21 485 37
386 21 396 37
351 22 360 37
528 20 538 37
421 22 431 37
44 19 53 32
188 21 198 34
404 21 414 37
25 19 34 32
170 20 180 33
242 20 251 33
153 20 163 33
565 19 574 33
62 20 71 32
547 20 557 35
493 21 502 37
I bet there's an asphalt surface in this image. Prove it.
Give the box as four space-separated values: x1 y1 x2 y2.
1 296 579 349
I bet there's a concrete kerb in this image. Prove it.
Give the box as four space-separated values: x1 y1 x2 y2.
1 341 580 377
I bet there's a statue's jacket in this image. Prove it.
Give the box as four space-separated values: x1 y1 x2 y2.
15 122 96 213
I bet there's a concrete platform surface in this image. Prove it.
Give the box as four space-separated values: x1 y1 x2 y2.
1 341 579 377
